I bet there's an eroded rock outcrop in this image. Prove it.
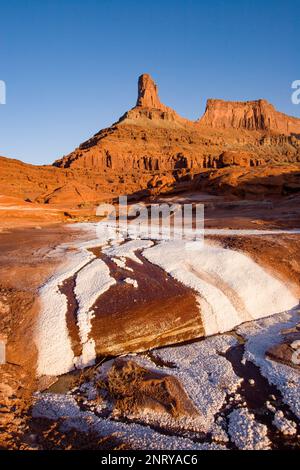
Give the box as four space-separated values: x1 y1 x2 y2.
218 151 262 168
136 73 167 110
54 74 300 178
1 74 300 206
198 98 300 134
194 164 300 199
266 325 300 369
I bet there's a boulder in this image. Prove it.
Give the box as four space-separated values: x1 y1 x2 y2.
266 326 300 369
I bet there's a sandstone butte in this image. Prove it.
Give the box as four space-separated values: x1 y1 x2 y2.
0 73 300 209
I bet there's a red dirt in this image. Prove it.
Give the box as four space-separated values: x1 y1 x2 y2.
0 224 88 448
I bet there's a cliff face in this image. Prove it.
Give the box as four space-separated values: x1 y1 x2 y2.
54 73 300 175
120 73 187 126
1 73 299 205
198 98 300 134
136 73 167 110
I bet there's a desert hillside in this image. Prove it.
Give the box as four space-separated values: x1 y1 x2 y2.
1 74 300 209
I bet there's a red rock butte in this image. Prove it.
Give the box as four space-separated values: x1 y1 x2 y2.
199 98 300 133
1 73 300 205
136 73 168 110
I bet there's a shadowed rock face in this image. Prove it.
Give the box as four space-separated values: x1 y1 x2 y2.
218 151 261 168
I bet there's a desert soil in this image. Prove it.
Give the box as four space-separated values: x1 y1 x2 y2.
0 224 90 448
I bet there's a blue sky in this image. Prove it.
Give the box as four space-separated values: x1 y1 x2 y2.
0 0 299 165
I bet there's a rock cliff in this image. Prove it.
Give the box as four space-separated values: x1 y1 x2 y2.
54 73 300 176
198 98 300 133
1 73 300 205
136 73 167 110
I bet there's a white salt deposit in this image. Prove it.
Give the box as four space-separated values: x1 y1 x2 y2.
237 309 300 419
36 248 95 376
35 225 117 376
34 310 300 448
32 393 225 450
103 239 154 264
141 335 241 433
266 401 276 413
74 259 116 368
143 240 298 336
32 393 81 420
124 278 138 288
273 411 297 436
111 257 126 268
211 423 229 443
228 408 271 450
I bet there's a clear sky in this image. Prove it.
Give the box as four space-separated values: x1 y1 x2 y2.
0 0 299 165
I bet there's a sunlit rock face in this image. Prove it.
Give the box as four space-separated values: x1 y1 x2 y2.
198 98 300 133
136 73 168 110
1 73 300 206
53 73 300 179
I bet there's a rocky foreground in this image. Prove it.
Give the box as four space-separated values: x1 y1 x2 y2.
0 193 300 449
23 197 300 449
32 309 300 450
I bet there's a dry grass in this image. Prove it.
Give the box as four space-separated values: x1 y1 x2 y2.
99 358 198 419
